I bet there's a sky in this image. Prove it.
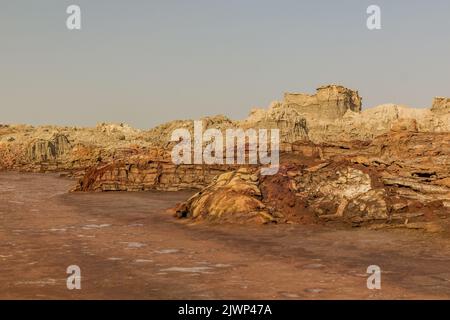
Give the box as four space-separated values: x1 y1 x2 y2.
1 0 449 129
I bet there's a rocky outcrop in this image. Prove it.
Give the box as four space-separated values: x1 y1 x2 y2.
143 115 238 147
141 85 361 146
432 97 450 114
246 88 450 143
174 168 272 223
242 105 309 143
283 84 362 119
0 123 151 175
174 129 450 230
73 148 239 192
295 102 450 142
27 134 72 162
242 85 361 142
174 162 385 225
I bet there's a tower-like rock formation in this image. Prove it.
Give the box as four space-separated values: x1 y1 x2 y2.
284 85 362 120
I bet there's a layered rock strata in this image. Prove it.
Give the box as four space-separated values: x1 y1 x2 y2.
173 128 450 229
73 148 238 192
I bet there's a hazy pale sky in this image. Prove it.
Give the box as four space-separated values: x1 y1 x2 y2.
1 0 449 128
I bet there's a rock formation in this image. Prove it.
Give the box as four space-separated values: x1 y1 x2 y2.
246 86 450 143
174 168 271 224
175 128 450 230
283 84 362 119
1 84 450 231
0 123 150 175
3 85 448 176
27 134 72 162
432 97 450 115
73 148 238 192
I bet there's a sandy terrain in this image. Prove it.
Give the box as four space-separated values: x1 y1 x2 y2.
1 172 450 299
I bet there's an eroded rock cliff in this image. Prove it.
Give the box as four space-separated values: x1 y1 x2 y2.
174 129 450 230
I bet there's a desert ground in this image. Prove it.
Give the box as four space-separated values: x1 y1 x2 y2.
1 172 450 300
